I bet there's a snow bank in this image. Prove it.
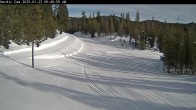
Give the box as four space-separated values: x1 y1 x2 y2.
34 42 83 59
3 33 68 55
33 54 65 59
61 35 84 57
34 35 84 59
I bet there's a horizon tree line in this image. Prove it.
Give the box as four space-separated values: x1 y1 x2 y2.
68 10 196 75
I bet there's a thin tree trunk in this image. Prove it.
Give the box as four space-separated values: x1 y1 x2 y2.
32 41 34 68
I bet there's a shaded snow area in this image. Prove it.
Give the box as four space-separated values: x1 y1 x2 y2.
0 32 196 110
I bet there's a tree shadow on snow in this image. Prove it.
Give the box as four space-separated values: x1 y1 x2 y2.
0 71 195 110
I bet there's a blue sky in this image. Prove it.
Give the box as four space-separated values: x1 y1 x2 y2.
67 5 196 24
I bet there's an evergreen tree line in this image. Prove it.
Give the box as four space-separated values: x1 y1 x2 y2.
0 4 69 68
68 10 161 49
68 10 196 75
0 4 69 49
159 23 196 75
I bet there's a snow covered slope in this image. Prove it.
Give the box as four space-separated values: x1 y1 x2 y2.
0 32 195 110
2 32 69 55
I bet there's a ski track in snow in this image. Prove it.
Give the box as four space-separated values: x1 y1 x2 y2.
0 32 196 110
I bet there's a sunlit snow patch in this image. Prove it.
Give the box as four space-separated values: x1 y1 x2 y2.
34 54 64 59
4 33 68 55
106 51 123 54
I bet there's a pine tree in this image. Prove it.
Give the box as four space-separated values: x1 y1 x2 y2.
89 13 91 18
53 4 59 17
81 11 86 34
135 10 140 22
109 16 114 39
183 26 190 74
112 14 118 32
0 5 15 49
42 5 57 38
117 20 123 37
188 24 196 75
22 5 48 68
84 15 88 34
0 5 64 68
102 19 109 35
56 4 69 34
97 11 101 23
100 17 105 36
148 21 156 48
126 12 130 21
165 19 167 23
163 25 176 73
173 25 184 74
93 12 95 18
17 5 57 68
157 22 167 52
139 23 145 50
120 12 125 19
12 5 27 45
96 11 101 36
89 19 99 38
86 14 92 34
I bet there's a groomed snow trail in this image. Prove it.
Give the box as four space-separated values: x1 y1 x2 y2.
0 33 196 110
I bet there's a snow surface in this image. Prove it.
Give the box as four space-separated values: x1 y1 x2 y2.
1 32 69 55
0 32 196 110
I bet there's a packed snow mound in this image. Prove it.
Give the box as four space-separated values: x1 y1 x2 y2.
34 35 84 59
2 32 69 55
